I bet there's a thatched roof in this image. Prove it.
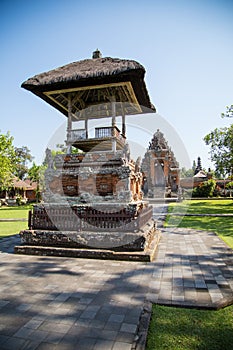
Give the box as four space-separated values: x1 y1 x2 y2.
22 58 145 87
193 170 207 178
12 178 37 190
21 56 155 119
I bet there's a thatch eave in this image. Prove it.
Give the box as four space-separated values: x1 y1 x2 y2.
21 56 156 116
21 57 145 87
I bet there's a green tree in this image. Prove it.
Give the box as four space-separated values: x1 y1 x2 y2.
204 124 233 178
43 144 82 166
28 162 46 201
28 162 41 182
14 146 34 179
221 105 233 118
180 167 194 178
226 181 233 189
52 143 81 155
0 131 16 190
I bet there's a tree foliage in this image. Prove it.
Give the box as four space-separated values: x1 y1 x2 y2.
221 105 233 118
28 162 46 201
14 146 33 179
0 132 16 190
180 167 194 178
28 162 41 182
204 124 233 178
226 181 233 189
53 143 81 155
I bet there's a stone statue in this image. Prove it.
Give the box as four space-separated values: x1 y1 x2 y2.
45 148 54 169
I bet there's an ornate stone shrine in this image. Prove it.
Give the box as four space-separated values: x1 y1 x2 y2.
141 129 180 198
15 50 160 261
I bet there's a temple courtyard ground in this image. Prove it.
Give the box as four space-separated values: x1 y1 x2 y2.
0 205 233 350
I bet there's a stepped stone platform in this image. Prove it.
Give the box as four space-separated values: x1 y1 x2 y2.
15 220 161 262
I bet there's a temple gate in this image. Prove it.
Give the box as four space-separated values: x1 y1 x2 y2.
141 129 180 198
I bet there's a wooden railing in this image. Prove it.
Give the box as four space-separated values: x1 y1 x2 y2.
95 126 125 143
67 126 125 144
67 129 86 142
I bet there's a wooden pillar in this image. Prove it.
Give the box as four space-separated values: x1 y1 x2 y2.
85 117 88 139
111 100 116 128
67 94 72 131
122 112 126 137
121 103 126 137
111 99 116 152
67 94 72 153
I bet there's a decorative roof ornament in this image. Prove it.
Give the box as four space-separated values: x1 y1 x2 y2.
92 49 102 59
148 129 168 151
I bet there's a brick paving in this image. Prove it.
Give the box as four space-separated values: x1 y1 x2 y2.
148 227 233 308
0 211 233 349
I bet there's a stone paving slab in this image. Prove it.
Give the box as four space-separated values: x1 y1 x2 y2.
0 223 233 349
147 227 233 309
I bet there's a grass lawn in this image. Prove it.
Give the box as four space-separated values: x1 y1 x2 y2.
168 199 233 215
0 204 32 219
165 199 233 249
0 205 31 239
0 221 28 238
146 304 233 350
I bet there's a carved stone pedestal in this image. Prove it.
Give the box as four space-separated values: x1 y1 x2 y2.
15 201 161 261
15 219 161 262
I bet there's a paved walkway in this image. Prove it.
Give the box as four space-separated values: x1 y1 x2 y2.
0 214 233 349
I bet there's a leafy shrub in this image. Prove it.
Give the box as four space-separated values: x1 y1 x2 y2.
192 179 216 197
16 195 22 206
226 181 233 189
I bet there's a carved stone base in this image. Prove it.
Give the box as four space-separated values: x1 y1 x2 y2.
18 220 155 250
14 220 161 262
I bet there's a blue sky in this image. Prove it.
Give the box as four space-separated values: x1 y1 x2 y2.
1 0 233 169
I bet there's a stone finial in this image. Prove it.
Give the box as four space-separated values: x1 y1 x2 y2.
92 49 102 59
